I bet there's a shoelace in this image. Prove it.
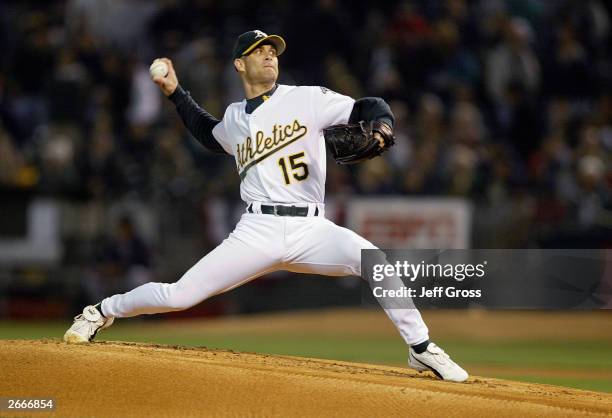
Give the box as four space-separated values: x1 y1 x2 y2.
428 343 450 359
73 313 100 324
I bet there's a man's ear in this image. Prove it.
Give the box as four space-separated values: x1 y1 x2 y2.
234 58 245 73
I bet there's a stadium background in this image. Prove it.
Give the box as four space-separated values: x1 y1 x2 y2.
0 0 611 393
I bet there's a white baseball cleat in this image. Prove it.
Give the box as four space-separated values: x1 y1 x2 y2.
408 342 469 382
63 305 114 344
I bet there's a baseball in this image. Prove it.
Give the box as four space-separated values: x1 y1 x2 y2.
149 60 168 78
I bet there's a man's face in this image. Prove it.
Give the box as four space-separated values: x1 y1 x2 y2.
236 43 279 84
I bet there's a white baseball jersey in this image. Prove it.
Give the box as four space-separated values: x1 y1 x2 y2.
212 85 354 204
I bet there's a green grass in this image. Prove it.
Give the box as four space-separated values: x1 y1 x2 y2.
0 322 68 339
434 340 612 370
111 333 407 364
1 321 611 393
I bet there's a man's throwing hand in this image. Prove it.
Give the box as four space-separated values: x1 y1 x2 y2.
150 58 178 97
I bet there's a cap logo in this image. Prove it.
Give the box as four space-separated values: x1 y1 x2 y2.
233 30 284 59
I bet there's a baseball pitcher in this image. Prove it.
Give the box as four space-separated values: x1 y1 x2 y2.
65 30 468 382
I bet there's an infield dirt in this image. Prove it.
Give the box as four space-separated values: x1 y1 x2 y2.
1 339 611 417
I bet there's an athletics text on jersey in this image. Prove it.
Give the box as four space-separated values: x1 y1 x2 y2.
212 85 354 204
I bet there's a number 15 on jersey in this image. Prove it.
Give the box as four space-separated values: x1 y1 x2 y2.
278 151 309 185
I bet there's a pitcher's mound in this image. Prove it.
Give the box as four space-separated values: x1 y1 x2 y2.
1 340 611 417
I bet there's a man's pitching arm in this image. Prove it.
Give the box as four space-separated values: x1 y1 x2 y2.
151 57 228 155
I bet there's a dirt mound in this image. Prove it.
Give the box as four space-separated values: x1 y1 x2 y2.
1 340 611 417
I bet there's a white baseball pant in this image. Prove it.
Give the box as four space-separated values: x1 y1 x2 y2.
101 207 429 345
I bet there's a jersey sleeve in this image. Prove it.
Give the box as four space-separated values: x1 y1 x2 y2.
349 97 395 128
311 86 355 131
169 85 229 154
211 106 237 155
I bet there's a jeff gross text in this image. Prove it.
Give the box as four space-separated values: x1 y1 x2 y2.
370 260 486 300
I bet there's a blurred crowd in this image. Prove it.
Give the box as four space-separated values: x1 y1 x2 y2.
1 0 611 254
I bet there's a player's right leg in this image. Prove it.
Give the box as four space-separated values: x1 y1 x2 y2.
64 213 283 343
284 217 468 382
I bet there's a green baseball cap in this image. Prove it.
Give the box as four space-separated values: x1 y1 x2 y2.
233 30 286 60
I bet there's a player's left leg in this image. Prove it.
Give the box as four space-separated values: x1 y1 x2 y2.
64 213 285 343
283 216 468 382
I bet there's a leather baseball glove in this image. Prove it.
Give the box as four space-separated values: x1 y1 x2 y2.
323 120 395 165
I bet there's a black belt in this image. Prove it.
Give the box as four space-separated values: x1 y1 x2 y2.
247 204 319 217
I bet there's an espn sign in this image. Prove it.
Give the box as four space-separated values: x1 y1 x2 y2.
347 198 471 249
